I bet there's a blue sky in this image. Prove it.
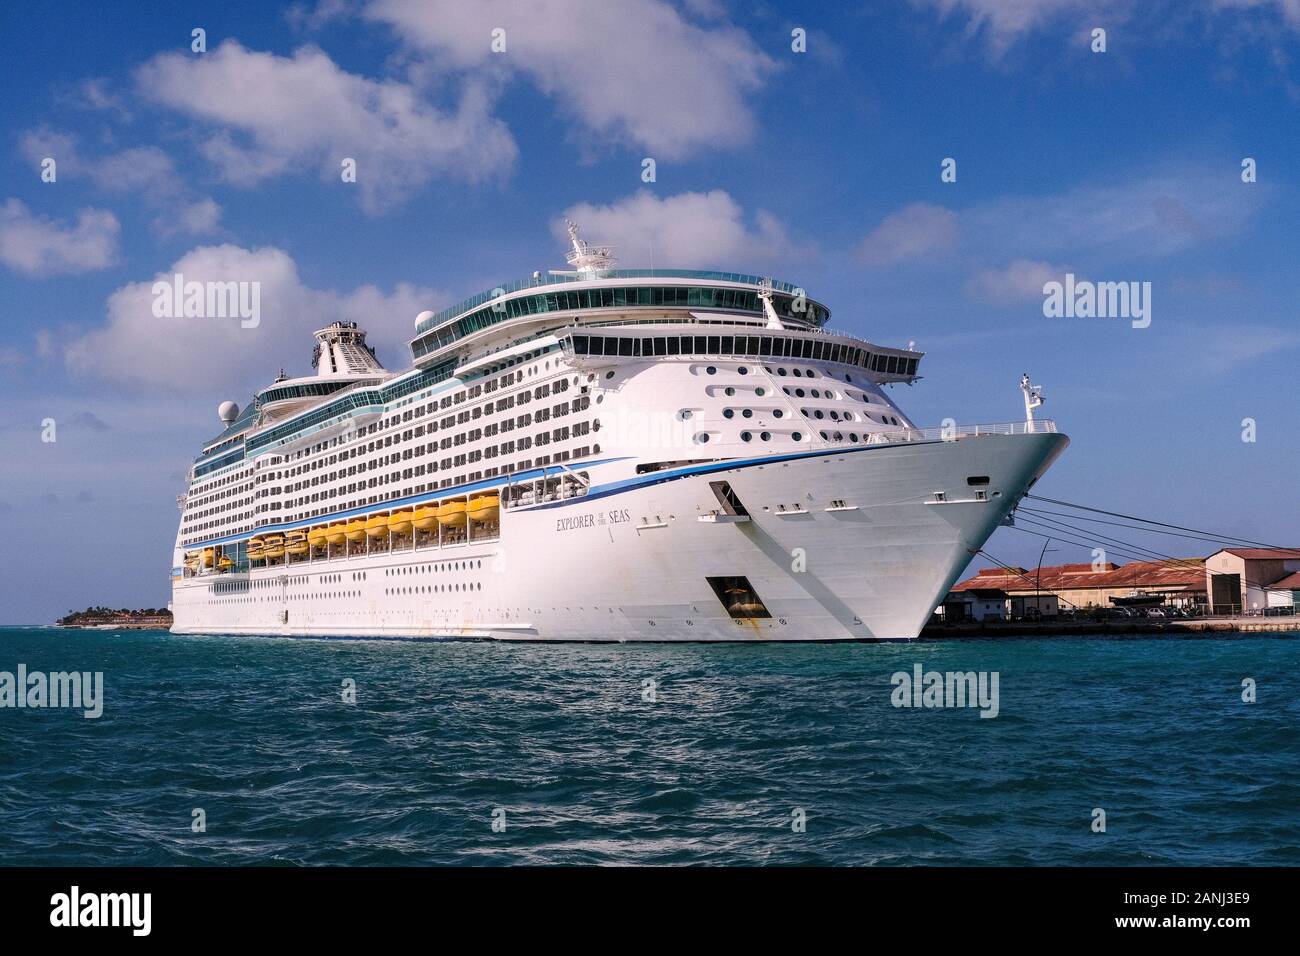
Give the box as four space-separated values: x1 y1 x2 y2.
1 0 1297 622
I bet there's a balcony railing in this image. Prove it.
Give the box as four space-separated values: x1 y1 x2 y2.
867 420 1058 444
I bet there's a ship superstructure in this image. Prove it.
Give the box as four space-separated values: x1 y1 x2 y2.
171 226 1067 640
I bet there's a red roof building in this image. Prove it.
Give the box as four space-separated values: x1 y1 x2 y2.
952 559 1207 609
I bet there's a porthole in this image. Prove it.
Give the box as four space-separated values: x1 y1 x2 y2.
807 369 818 378
819 431 828 440
792 431 803 441
696 433 711 444
679 409 693 421
773 409 784 419
706 366 717 375
760 432 771 441
849 433 859 442
723 409 735 419
724 386 736 396
740 431 752 442
795 388 805 398
605 371 615 379
814 410 824 419
737 366 749 375
811 389 821 398
778 368 788 376
792 369 803 377
742 409 753 418
755 387 766 396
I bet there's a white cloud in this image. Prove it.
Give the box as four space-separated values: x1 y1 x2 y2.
965 258 1074 302
855 203 959 266
0 199 120 276
1212 0 1300 28
135 40 517 214
556 190 794 268
65 243 447 392
963 168 1260 262
910 0 1112 55
364 0 777 159
911 0 1300 58
19 128 221 236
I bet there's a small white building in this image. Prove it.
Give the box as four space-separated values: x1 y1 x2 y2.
941 588 1009 622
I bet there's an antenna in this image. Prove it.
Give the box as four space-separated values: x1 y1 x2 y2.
1019 373 1045 424
562 219 616 275
756 277 784 330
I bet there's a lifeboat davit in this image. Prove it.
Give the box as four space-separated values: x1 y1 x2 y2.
387 509 414 535
437 501 467 527
365 514 389 538
413 506 439 531
467 495 500 523
344 520 367 542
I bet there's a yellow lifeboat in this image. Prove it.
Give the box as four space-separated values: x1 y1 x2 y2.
467 495 500 523
218 555 233 571
387 509 414 535
201 548 215 568
307 526 329 547
413 505 439 531
366 514 390 538
261 534 284 559
249 536 264 550
344 519 367 542
326 523 347 546
286 531 308 555
247 548 264 563
437 501 467 527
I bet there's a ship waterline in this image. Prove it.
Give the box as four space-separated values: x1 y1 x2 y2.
171 227 1067 641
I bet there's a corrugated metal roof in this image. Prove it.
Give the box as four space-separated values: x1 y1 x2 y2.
1214 548 1300 560
954 559 1206 593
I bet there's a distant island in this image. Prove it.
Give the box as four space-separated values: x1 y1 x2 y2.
56 606 173 629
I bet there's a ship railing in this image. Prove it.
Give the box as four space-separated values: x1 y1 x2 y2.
868 419 1058 444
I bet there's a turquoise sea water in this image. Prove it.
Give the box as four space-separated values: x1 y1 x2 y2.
0 627 1296 866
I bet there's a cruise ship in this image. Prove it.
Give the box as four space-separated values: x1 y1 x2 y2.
170 225 1067 641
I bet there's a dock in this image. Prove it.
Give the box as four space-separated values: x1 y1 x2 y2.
921 616 1300 638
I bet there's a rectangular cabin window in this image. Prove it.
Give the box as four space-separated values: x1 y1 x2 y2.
720 335 734 354
693 335 707 354
618 338 634 357
641 338 652 356
707 335 720 354
572 335 589 355
760 337 773 356
666 336 680 355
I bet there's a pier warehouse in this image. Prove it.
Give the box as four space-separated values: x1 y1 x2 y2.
951 559 1208 612
1204 548 1300 614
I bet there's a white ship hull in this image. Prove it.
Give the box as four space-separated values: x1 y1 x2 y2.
171 432 1066 641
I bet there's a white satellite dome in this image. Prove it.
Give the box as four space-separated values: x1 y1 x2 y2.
218 401 240 425
415 309 436 329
